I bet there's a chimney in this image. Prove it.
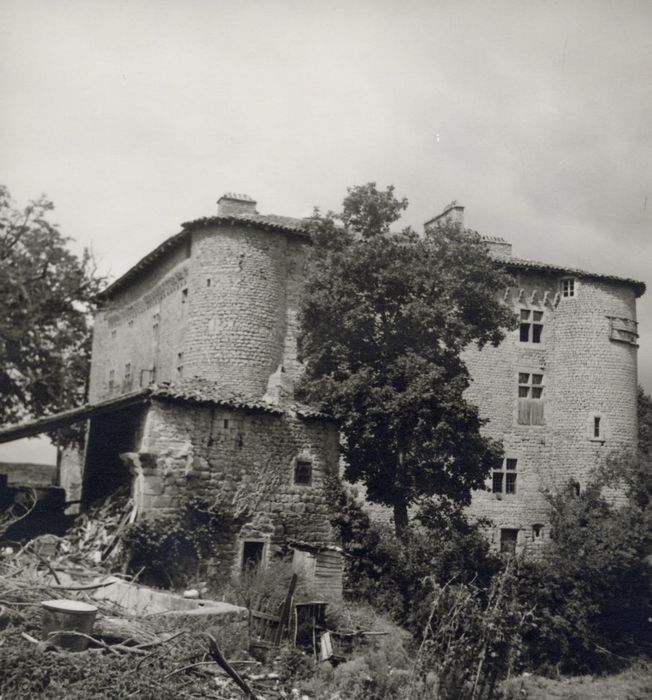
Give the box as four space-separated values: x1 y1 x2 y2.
217 193 258 216
480 236 513 259
424 200 465 232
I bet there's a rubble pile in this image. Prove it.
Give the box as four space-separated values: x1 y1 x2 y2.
62 487 135 568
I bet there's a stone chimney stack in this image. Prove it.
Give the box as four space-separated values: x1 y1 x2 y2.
424 200 465 232
217 193 258 216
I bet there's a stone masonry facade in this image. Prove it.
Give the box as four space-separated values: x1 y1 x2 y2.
84 194 343 592
81 194 645 571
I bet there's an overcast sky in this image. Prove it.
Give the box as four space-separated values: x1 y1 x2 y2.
1 0 650 462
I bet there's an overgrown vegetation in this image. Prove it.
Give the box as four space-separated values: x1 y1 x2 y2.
121 495 237 588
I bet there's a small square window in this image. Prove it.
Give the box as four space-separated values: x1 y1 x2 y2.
294 459 313 485
561 278 575 298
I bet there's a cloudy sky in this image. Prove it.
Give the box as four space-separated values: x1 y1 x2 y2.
1 0 650 462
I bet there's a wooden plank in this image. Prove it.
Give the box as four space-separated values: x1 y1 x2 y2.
0 390 150 444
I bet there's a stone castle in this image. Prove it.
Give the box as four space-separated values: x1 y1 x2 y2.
428 202 644 554
0 192 644 576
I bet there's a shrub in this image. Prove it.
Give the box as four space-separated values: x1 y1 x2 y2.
121 495 235 588
516 451 652 674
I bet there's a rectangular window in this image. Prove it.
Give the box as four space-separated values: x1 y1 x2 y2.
519 309 544 343
500 528 519 555
242 541 264 574
593 416 601 439
294 459 313 485
123 363 133 390
561 278 575 298
517 373 544 425
492 458 517 495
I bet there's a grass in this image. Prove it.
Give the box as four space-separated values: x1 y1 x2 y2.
500 659 652 700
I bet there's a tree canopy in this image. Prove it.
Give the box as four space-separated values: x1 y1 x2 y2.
297 184 516 537
0 186 103 442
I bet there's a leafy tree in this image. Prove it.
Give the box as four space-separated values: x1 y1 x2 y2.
0 186 103 442
298 184 516 537
638 385 652 457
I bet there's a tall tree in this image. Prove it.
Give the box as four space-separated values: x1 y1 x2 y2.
297 184 516 538
0 186 103 442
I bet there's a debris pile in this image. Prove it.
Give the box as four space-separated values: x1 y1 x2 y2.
24 487 135 572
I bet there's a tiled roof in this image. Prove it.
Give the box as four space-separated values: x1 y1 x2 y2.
151 379 283 414
98 213 309 300
504 257 646 297
181 212 309 236
151 379 335 420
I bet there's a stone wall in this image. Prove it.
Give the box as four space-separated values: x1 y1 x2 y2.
133 400 340 581
89 245 190 402
89 222 309 404
465 271 638 550
185 224 308 398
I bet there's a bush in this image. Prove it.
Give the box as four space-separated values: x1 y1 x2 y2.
121 495 235 588
516 452 652 674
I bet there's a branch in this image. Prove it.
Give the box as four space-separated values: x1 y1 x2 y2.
205 633 260 700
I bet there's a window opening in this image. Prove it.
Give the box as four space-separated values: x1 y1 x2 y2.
519 309 543 343
532 524 544 540
491 458 517 495
294 459 313 485
181 288 188 303
152 312 160 332
500 528 518 555
176 352 184 377
572 481 581 497
241 541 264 574
223 419 229 429
124 363 132 389
518 373 544 425
206 278 212 287
561 278 575 298
593 416 601 439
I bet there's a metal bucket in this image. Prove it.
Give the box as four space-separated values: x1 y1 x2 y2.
41 599 98 651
